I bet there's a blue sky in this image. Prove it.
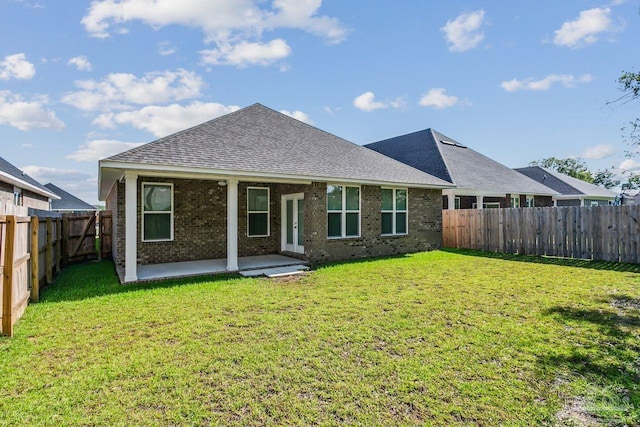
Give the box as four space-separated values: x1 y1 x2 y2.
1 0 638 204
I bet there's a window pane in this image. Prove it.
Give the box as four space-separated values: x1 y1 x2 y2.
328 212 342 237
396 213 407 234
144 185 171 211
249 213 268 236
381 189 393 210
381 213 393 234
346 213 359 236
396 189 407 210
327 185 342 211
248 188 268 212
144 213 171 240
346 187 359 211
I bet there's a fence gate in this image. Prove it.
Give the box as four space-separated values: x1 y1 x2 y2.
62 213 98 264
99 211 112 260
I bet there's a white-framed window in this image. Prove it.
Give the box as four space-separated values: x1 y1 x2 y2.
327 184 360 238
455 197 461 210
526 195 535 207
510 195 520 208
381 188 408 235
142 182 173 242
484 202 500 209
247 187 270 237
13 186 23 206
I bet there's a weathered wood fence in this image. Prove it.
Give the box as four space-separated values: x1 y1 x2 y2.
442 206 640 263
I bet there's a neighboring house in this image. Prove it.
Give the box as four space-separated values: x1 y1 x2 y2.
515 166 617 207
44 183 97 213
365 129 558 209
620 190 640 206
0 155 59 214
99 104 453 282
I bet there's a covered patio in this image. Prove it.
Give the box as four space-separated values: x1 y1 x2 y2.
118 254 308 283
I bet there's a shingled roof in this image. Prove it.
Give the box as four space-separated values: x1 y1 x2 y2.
0 156 59 199
515 166 617 199
100 104 452 199
365 129 557 196
44 183 96 212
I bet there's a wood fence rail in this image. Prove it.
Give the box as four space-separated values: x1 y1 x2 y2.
442 206 640 264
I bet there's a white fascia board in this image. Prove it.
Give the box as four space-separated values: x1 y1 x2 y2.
0 171 60 200
553 194 614 201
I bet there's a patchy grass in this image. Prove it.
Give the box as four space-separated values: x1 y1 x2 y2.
1 250 639 425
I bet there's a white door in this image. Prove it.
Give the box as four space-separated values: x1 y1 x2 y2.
281 193 304 254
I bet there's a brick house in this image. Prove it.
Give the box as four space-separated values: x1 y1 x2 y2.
365 129 559 210
99 104 453 282
0 156 59 215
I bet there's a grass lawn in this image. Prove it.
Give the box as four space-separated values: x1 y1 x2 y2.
1 250 639 425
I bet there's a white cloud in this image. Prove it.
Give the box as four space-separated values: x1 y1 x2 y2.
62 69 204 111
68 56 92 71
280 109 313 124
501 74 593 92
419 88 465 109
67 140 144 162
581 144 615 159
553 7 619 48
0 53 36 80
441 10 486 52
158 41 177 56
93 101 240 137
0 91 65 131
353 92 387 112
620 159 640 172
201 39 291 66
81 0 348 44
21 166 99 205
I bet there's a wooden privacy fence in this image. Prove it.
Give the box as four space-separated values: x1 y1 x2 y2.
1 215 63 337
443 205 640 264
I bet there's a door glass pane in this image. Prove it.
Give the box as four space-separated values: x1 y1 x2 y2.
249 213 268 236
327 212 342 237
286 200 294 244
327 185 342 210
248 188 269 211
346 213 359 236
144 213 171 240
381 189 393 210
381 213 393 234
396 213 407 234
297 199 304 246
346 187 359 211
144 185 171 211
396 189 407 210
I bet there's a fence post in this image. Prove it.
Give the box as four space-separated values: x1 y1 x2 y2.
46 217 53 285
30 216 39 303
98 212 103 261
2 215 16 337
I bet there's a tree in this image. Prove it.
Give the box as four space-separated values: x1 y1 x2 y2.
529 157 594 183
622 173 640 191
593 168 621 189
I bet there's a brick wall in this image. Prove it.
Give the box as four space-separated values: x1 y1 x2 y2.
105 182 122 266
0 181 49 211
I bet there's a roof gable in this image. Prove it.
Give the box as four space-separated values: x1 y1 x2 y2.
102 104 452 189
0 156 58 199
366 129 558 196
44 183 96 211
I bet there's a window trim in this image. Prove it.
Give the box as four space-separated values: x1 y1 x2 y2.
327 184 361 239
484 202 500 209
454 197 461 210
510 194 520 208
525 195 535 208
381 187 408 236
13 186 23 207
141 182 174 243
247 186 270 237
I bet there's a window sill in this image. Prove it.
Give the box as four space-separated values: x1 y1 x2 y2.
142 238 174 243
381 233 408 238
327 236 361 241
247 234 270 238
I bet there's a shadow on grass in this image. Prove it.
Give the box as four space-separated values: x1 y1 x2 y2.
40 260 240 304
442 248 640 273
540 295 640 423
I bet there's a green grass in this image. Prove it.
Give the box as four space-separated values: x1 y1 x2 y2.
1 250 639 425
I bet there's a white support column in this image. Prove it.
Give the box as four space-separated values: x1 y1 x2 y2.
445 191 455 210
580 198 585 207
226 178 239 271
124 172 138 282
476 195 484 210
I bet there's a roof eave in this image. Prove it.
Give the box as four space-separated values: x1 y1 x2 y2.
0 170 60 200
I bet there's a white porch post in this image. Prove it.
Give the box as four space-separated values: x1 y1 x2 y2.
580 198 585 207
445 191 455 210
124 172 138 282
226 178 239 271
476 195 484 210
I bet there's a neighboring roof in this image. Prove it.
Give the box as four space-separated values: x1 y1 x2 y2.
44 183 96 211
0 156 59 199
100 104 452 199
515 166 617 199
365 129 558 196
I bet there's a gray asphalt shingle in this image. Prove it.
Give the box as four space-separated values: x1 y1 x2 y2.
515 166 617 198
0 156 56 197
44 183 96 211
